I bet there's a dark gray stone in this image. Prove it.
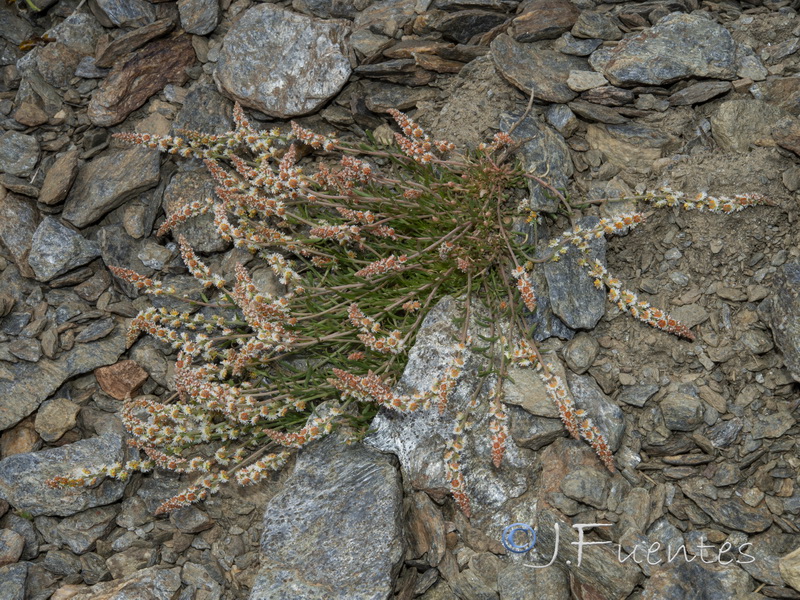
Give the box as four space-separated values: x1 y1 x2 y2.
618 384 659 407
571 11 622 41
595 13 737 86
93 0 156 27
500 110 573 212
566 372 625 450
172 79 234 136
660 392 704 431
178 0 220 35
0 131 39 178
492 34 587 103
214 5 351 118
28 217 101 282
162 168 229 253
543 216 607 330
0 191 38 277
0 562 27 600
555 32 602 56
641 556 752 599
250 435 404 600
669 80 732 106
769 261 800 382
62 147 160 228
0 435 127 517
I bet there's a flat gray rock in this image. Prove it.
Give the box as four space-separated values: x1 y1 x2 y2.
178 0 220 35
491 34 587 103
214 5 351 118
93 0 156 27
0 131 39 178
543 216 607 330
0 562 26 600
0 434 126 517
62 147 160 228
250 435 404 600
0 323 126 431
0 191 39 277
768 261 800 382
28 217 101 282
594 13 737 86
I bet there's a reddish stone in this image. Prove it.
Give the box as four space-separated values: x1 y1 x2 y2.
94 360 149 400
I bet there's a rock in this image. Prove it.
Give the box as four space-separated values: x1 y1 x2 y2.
780 546 800 593
88 35 195 127
566 372 625 451
563 332 599 374
498 564 570 599
535 506 643 598
215 5 350 118
768 261 800 382
0 325 127 431
492 34 587 103
162 168 229 253
38 149 80 206
566 70 608 92
367 297 529 512
27 218 101 282
501 110 572 212
660 392 703 431
169 505 214 534
52 505 118 554
353 0 417 38
92 0 156 28
0 434 127 517
595 13 737 86
711 99 785 153
95 361 149 400
8 339 42 363
755 77 800 117
250 435 403 600
581 85 634 106
545 104 578 137
511 0 580 43
641 560 753 599
543 216 607 330
554 32 602 57
773 116 800 158
94 18 176 69
0 562 27 600
0 419 41 458
0 528 24 565
178 0 219 35
751 412 795 440
0 191 39 278
70 566 181 600
568 99 627 124
62 147 160 228
34 397 81 442
74 319 117 343
293 0 372 19
571 11 622 41
586 122 676 172
362 81 439 112
618 384 658 408
13 101 48 127
669 81 731 106
106 544 155 579
0 131 39 178
681 478 772 533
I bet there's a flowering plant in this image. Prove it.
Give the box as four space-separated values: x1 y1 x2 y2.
48 105 769 516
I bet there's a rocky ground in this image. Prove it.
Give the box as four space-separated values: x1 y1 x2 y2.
1 0 800 598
